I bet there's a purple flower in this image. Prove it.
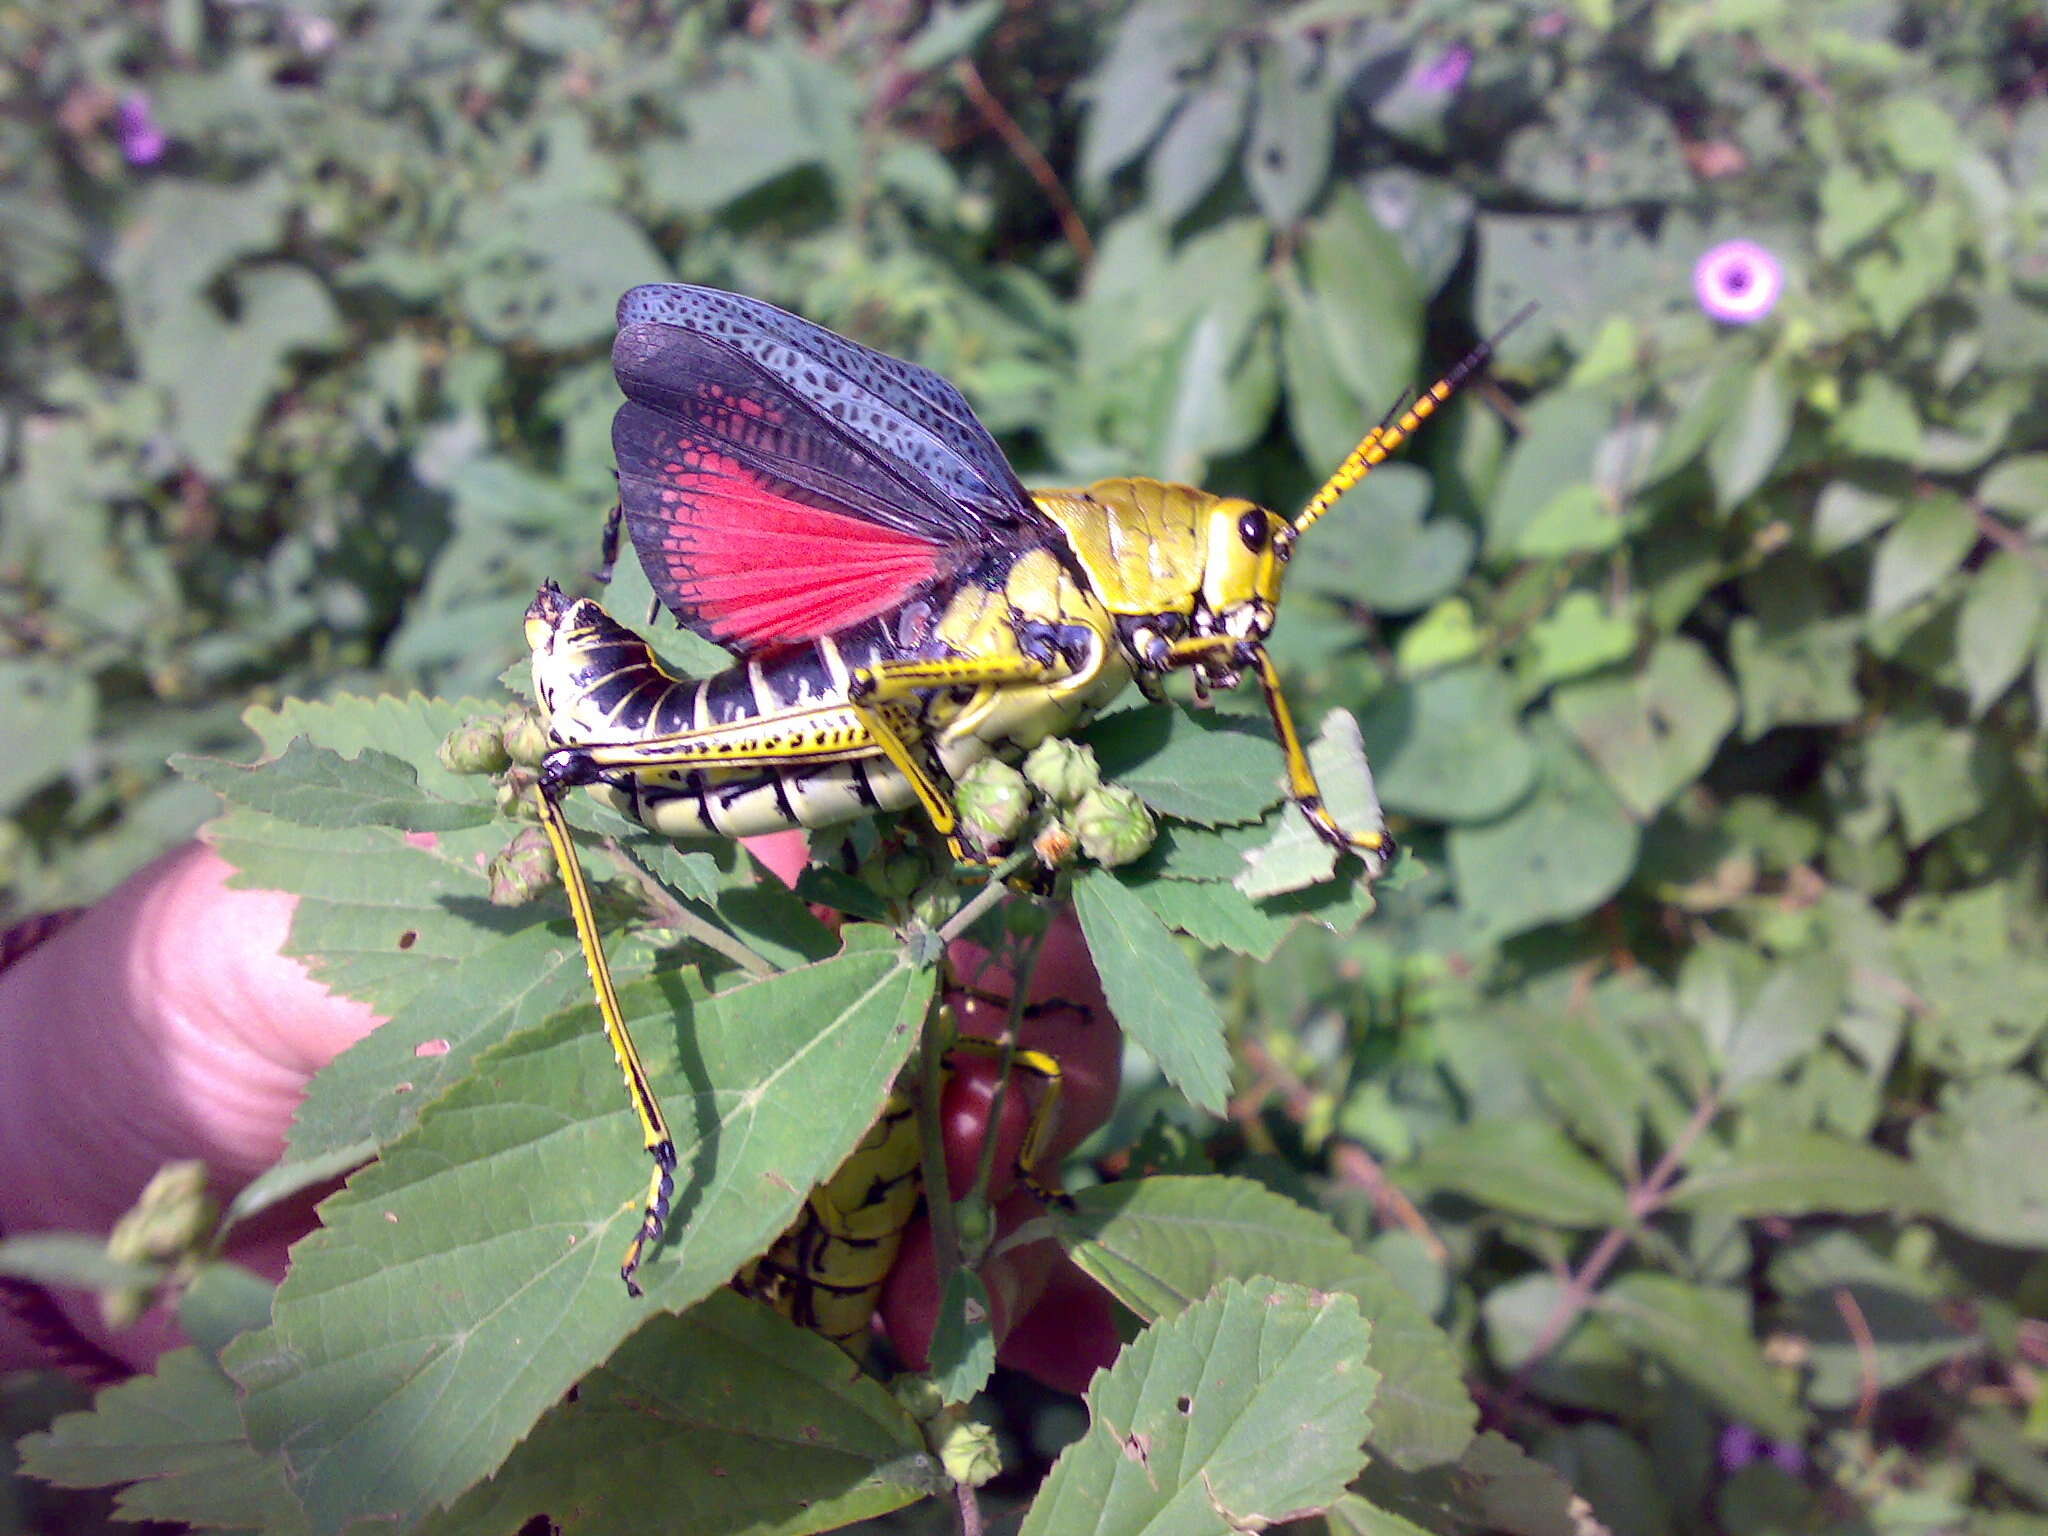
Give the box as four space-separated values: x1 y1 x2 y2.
116 92 167 166
1694 239 1783 324
1718 1423 1806 1475
1413 45 1472 95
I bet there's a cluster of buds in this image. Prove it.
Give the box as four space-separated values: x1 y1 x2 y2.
438 708 550 776
953 738 1157 870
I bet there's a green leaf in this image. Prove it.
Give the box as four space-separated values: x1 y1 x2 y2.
1510 1007 1654 1179
1728 614 1863 739
1397 1119 1628 1228
1706 363 1793 510
1832 374 1923 463
1078 3 1219 191
1485 391 1612 556
1817 166 1907 258
1243 31 1336 227
0 1235 162 1292
228 941 932 1534
284 921 589 1163
1298 190 1423 434
1595 1275 1806 1440
1896 885 2048 1075
1395 597 1484 671
1958 552 2045 715
1705 952 1841 1097
203 698 531 1013
458 200 667 349
1510 482 1625 558
1500 85 1691 206
1474 216 1659 367
17 1347 307 1532
1358 168 1476 299
1879 96 1963 174
1291 463 1473 616
1868 493 1975 617
930 1268 998 1406
1788 1281 1976 1411
1360 666 1537 824
1447 721 1638 942
0 657 94 811
1909 1076 2048 1247
1521 592 1638 687
1060 1176 1475 1470
1147 43 1251 225
178 1261 278 1361
899 0 1001 72
1551 637 1736 819
1811 478 1903 553
1236 709 1383 897
174 738 494 832
1668 1131 1940 1218
145 263 340 478
1865 710 1997 846
430 1293 932 1535
1979 453 2048 521
1073 871 1230 1114
1133 875 1294 960
1345 1432 1583 1536
1021 1278 1375 1536
1084 701 1283 825
1481 1274 1639 1416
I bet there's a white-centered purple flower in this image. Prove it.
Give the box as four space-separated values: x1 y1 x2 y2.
1413 45 1472 95
1694 239 1783 324
116 92 167 166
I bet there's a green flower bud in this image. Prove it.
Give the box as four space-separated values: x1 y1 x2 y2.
953 1194 994 1266
876 848 931 901
437 716 512 776
910 886 960 935
499 708 552 769
1074 785 1157 868
494 769 542 822
937 1417 1003 1488
107 1161 215 1266
891 1374 946 1423
488 828 557 906
1022 737 1100 806
954 758 1032 850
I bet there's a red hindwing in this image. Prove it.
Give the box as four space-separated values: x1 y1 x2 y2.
611 287 1051 653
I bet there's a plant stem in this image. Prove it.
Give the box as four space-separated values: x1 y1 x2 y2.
1506 1088 1723 1400
607 844 777 980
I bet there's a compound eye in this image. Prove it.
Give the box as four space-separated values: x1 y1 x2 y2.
1237 509 1269 552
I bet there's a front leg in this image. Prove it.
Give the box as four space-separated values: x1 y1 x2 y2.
1162 636 1394 864
1246 645 1395 863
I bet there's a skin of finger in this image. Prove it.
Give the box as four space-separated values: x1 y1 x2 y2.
880 1190 1123 1393
878 1189 1055 1367
993 1248 1126 1396
0 841 381 1371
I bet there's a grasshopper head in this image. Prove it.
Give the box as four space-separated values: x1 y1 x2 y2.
1198 499 1293 645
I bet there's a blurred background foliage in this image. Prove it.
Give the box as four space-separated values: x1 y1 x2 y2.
7 0 2048 1530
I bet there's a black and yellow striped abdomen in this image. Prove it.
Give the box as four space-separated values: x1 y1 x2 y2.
527 571 1129 843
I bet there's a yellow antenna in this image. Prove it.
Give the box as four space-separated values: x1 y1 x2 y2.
1294 302 1539 536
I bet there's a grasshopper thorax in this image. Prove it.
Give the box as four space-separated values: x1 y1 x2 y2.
1034 479 1293 682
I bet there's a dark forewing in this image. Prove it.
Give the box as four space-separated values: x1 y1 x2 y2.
611 287 1049 653
617 284 1033 530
